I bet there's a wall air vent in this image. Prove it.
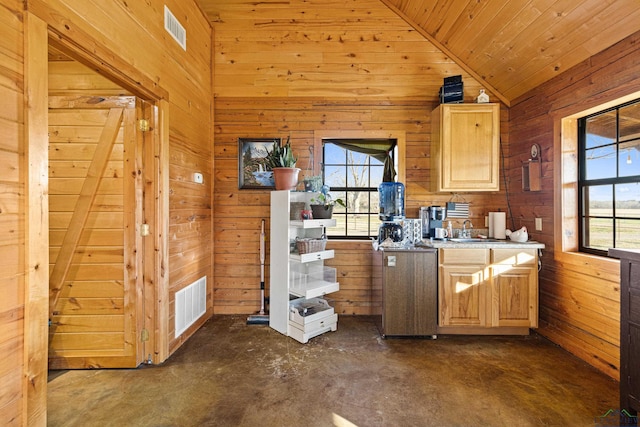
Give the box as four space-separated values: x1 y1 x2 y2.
175 276 206 337
164 5 186 51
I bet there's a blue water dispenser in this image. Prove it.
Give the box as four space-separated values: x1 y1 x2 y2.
378 181 405 221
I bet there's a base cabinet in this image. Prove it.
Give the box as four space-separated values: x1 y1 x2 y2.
438 247 538 334
379 249 437 337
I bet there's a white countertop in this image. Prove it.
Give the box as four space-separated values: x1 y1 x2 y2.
418 239 545 249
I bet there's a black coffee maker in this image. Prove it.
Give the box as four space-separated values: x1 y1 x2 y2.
420 206 447 238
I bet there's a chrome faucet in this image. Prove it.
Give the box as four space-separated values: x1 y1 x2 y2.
462 220 473 238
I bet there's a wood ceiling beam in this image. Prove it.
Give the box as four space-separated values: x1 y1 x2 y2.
379 0 511 107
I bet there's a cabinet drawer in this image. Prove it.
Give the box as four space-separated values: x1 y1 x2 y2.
288 314 338 343
491 248 537 266
289 297 334 326
290 313 337 334
439 248 487 265
290 249 335 263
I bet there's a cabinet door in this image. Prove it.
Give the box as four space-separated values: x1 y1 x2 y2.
383 251 437 335
439 265 487 326
432 103 500 192
490 265 537 327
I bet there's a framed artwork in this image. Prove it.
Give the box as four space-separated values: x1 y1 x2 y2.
238 137 279 189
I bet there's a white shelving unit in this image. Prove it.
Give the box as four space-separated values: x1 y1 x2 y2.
269 190 339 343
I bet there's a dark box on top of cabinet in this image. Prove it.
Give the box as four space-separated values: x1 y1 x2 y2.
439 75 463 103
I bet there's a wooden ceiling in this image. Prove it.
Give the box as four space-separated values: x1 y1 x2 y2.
197 0 640 106
380 0 640 104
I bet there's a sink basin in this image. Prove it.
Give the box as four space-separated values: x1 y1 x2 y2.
449 238 507 243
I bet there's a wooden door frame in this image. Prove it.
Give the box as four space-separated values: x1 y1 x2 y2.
24 13 51 426
24 6 171 420
25 0 169 380
43 26 170 363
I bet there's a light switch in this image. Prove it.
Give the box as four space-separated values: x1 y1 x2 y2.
193 172 204 184
387 255 396 267
535 218 542 231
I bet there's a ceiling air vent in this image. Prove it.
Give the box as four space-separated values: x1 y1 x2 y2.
164 5 186 51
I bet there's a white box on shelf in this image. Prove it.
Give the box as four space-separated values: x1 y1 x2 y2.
289 297 335 326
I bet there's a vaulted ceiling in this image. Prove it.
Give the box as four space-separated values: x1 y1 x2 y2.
380 0 640 105
198 0 640 106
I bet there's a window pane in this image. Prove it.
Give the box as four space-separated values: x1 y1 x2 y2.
331 191 346 213
585 146 616 180
324 165 344 187
346 166 370 187
327 214 346 236
585 111 616 148
349 151 369 165
370 190 379 212
584 217 613 250
619 140 640 177
585 185 613 217
346 213 375 236
324 144 345 164
616 219 640 248
362 190 375 214
347 190 372 214
370 156 384 166
370 165 384 184
619 102 640 142
616 183 640 218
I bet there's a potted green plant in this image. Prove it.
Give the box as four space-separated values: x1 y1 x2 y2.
310 191 345 219
268 137 300 190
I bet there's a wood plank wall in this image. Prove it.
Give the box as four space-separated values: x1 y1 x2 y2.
214 100 508 316
210 0 509 315
509 30 640 380
0 1 27 423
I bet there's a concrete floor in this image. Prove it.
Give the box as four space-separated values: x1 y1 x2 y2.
48 315 618 427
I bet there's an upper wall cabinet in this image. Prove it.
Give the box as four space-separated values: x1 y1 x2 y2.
431 103 500 192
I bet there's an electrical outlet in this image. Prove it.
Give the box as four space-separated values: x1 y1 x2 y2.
535 218 543 231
